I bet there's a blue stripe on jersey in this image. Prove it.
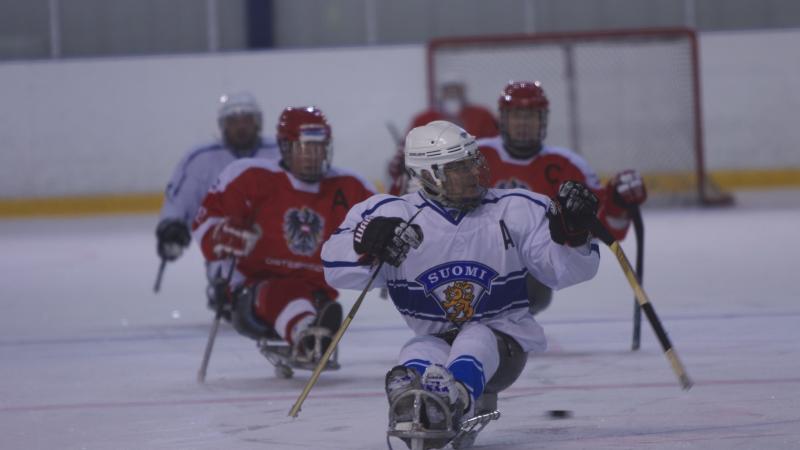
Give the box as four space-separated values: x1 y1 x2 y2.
591 243 599 254
321 259 363 268
403 359 431 375
482 192 548 209
361 197 406 218
386 275 529 323
332 227 351 235
418 196 467 226
448 356 485 399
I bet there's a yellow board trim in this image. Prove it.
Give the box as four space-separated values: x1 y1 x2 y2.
710 168 800 190
1 169 798 218
0 193 164 218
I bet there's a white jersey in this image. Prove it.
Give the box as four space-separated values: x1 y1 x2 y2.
321 189 600 353
159 137 279 227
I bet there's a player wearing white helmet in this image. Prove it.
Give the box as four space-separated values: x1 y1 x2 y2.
155 92 279 305
321 120 601 449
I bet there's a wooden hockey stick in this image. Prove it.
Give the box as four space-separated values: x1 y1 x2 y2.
197 258 237 383
590 218 693 390
630 206 644 351
288 260 384 417
289 209 423 417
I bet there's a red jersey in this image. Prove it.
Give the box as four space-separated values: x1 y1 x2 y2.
193 159 375 294
478 136 631 241
409 105 498 139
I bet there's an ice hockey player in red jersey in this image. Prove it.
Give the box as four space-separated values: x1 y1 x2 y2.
387 79 498 195
408 79 499 140
479 81 647 314
192 106 375 370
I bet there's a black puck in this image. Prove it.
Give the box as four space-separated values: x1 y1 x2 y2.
546 409 572 419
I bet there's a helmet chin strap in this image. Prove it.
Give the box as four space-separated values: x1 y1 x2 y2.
419 182 485 212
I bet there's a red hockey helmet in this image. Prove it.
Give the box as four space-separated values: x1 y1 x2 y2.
498 81 549 158
277 106 332 182
498 81 549 111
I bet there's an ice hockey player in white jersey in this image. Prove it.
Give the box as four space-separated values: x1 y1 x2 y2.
155 92 279 301
321 120 601 449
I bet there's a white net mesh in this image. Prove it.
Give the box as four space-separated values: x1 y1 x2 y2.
429 29 730 205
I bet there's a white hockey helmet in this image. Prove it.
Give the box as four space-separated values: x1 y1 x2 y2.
217 92 263 128
404 120 488 209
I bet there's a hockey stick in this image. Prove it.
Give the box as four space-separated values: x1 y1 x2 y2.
288 261 384 417
631 206 644 351
289 209 423 417
385 121 409 197
385 121 403 147
197 258 237 383
589 218 693 390
153 258 167 293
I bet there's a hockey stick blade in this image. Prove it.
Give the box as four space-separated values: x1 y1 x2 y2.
631 206 644 351
589 218 693 391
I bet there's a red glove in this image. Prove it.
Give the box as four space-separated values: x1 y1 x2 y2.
210 218 261 258
609 170 647 208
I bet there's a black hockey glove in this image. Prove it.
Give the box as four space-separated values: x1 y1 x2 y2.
206 276 233 321
156 219 191 261
353 216 423 267
547 181 599 247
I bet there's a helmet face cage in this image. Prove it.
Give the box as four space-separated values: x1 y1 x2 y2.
218 93 263 153
280 138 332 183
277 107 332 183
498 81 549 158
499 107 548 158
436 151 490 210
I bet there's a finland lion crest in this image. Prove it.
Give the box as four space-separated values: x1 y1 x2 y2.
416 261 499 324
283 207 325 256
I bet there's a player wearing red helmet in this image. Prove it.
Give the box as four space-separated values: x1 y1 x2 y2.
480 81 648 314
193 106 375 377
498 81 549 157
277 106 333 183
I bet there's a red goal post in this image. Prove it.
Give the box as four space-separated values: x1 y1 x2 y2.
427 28 731 206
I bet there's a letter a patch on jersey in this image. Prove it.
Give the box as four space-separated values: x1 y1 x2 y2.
332 188 349 211
416 261 499 324
283 207 325 256
499 220 515 250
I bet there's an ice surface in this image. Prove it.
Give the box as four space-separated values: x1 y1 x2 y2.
1 190 799 450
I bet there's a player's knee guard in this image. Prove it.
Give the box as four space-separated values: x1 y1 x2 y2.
526 275 553 315
231 285 278 340
478 330 526 413
485 330 526 393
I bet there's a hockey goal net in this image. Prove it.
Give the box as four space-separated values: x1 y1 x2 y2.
427 28 731 206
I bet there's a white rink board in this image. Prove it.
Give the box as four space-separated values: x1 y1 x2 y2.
1 29 800 199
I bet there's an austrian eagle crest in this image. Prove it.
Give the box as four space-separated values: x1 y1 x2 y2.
283 207 325 256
